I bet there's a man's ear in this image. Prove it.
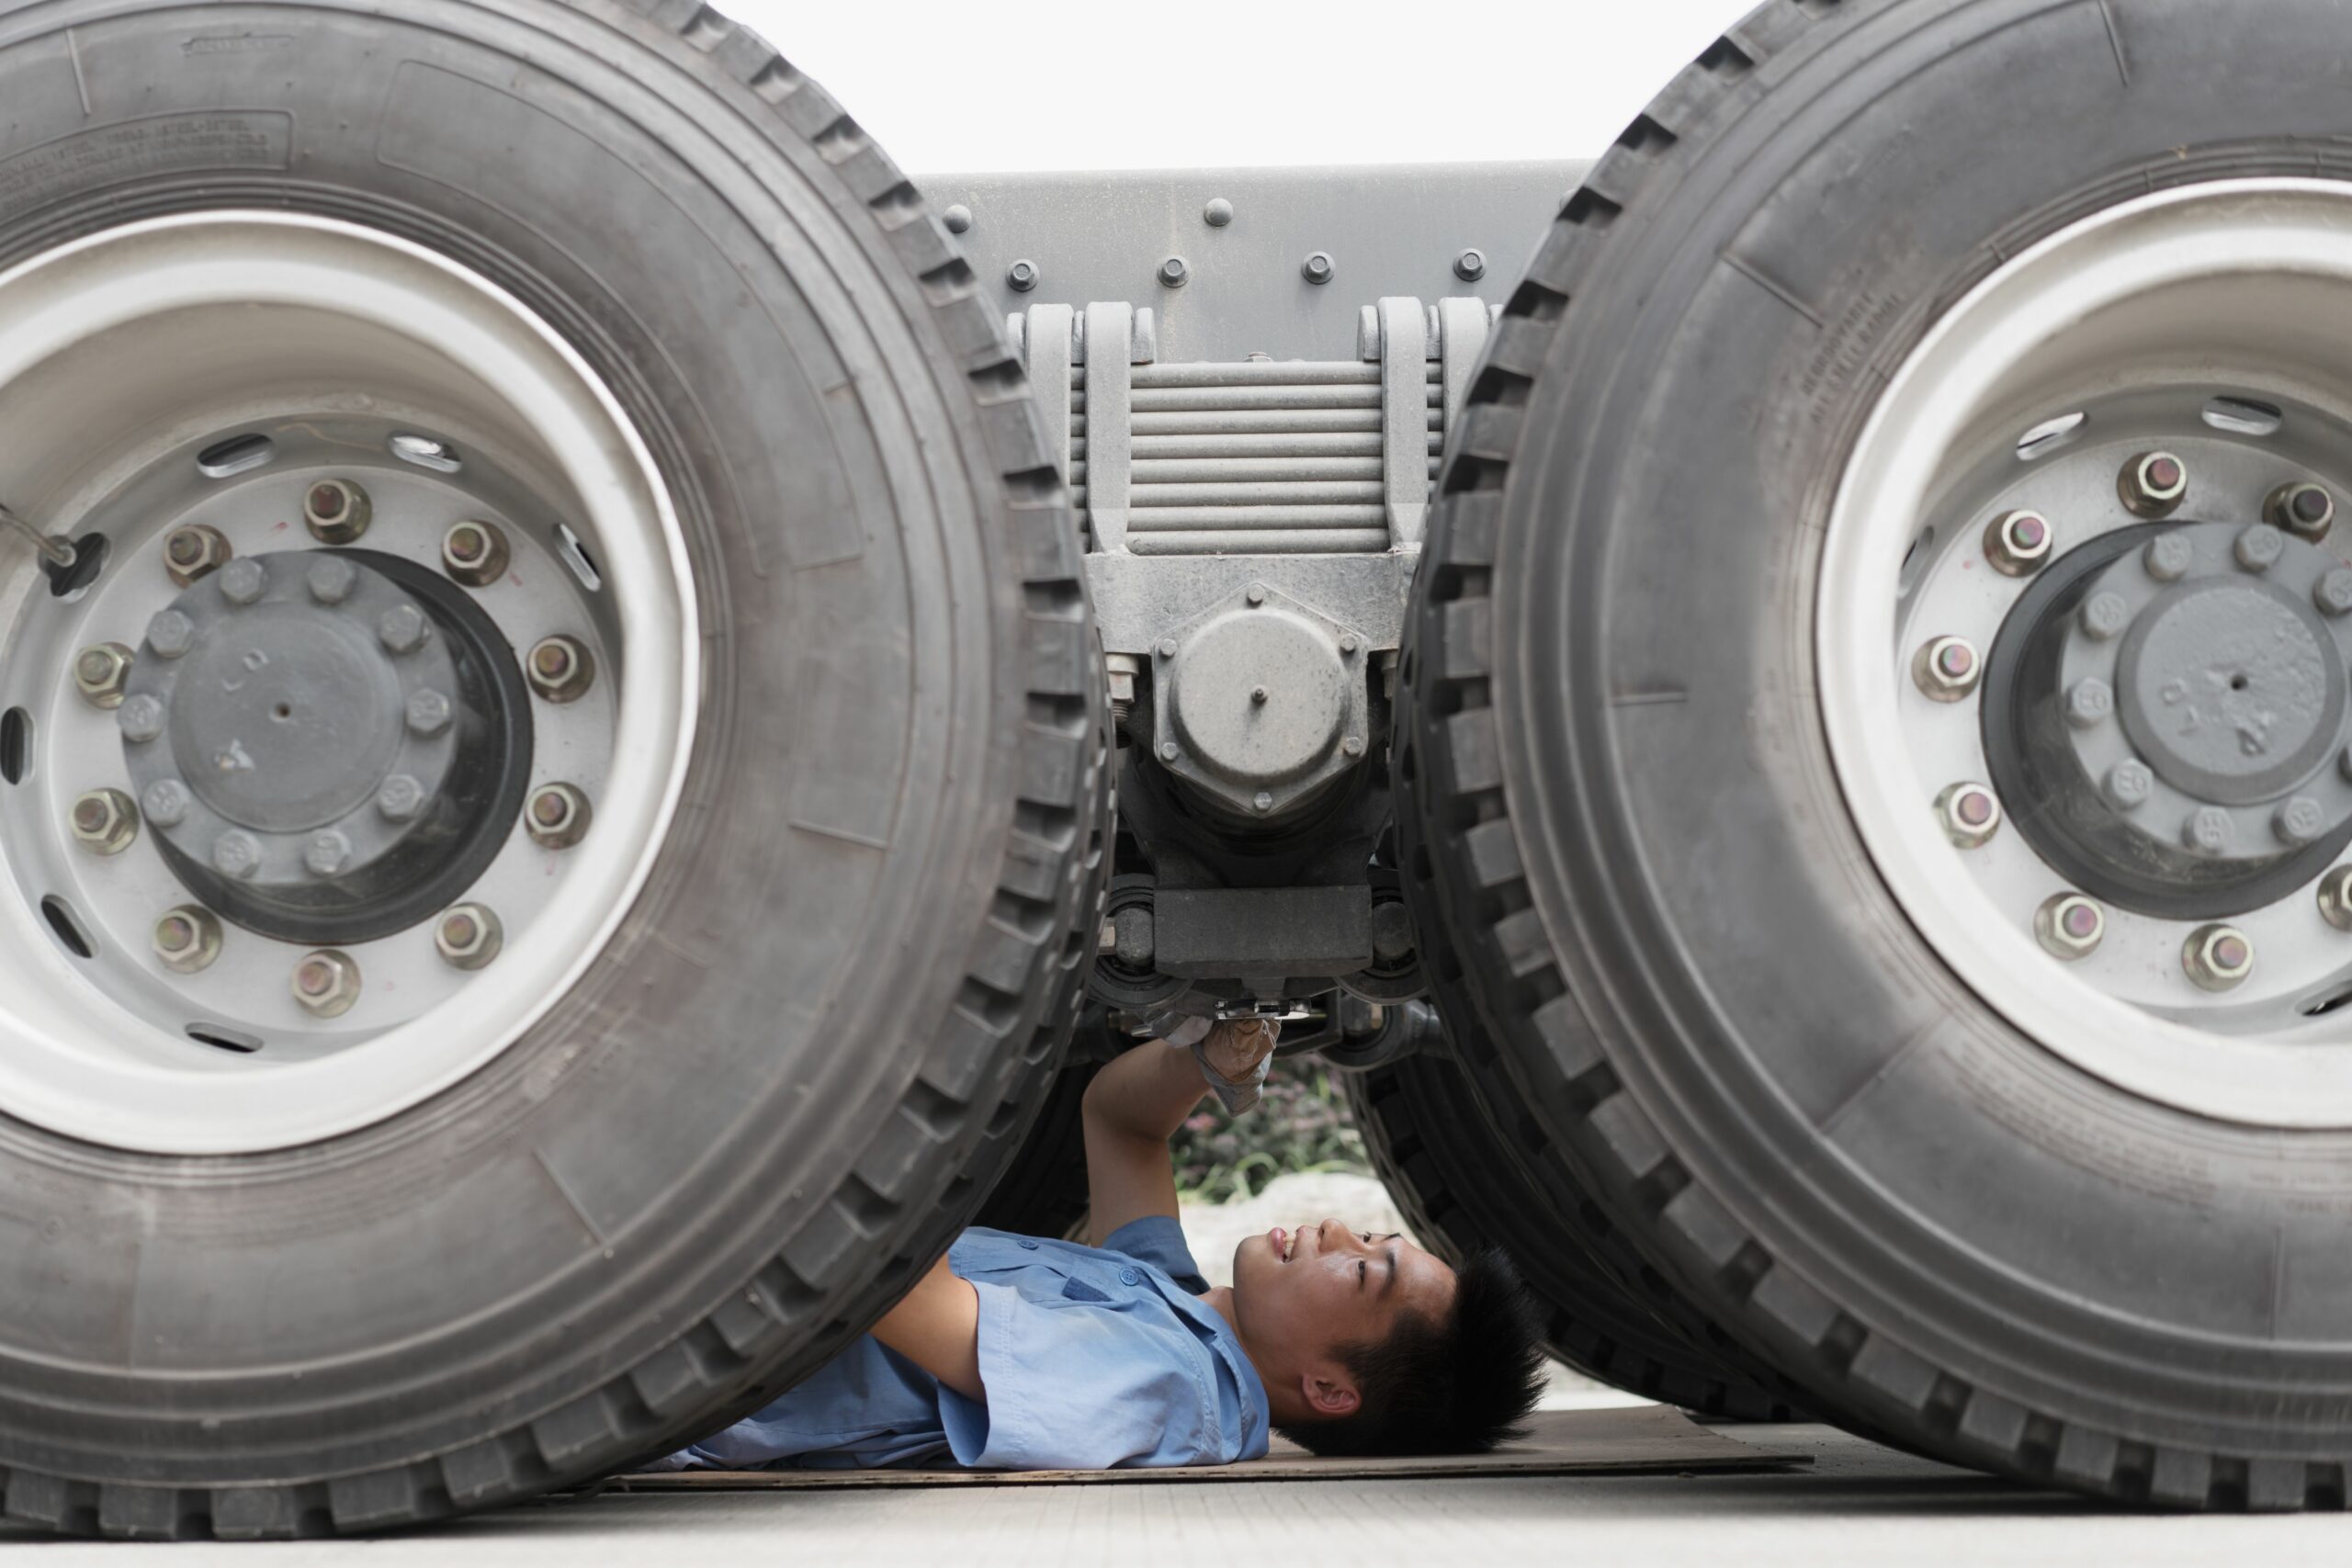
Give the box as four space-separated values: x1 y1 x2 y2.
1300 1371 1360 1418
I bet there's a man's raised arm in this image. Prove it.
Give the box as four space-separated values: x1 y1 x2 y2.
1082 1021 1275 1247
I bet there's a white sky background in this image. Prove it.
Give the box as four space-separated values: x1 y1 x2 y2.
714 0 1761 174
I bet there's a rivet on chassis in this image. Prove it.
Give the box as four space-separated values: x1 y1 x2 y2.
2267 480 2335 543
2235 524 2286 573
1935 782 2001 848
162 525 231 588
435 904 503 971
153 906 222 975
442 520 512 588
2319 865 2352 931
1911 636 1981 702
2182 924 2255 993
1984 510 2054 577
303 479 372 545
72 643 134 709
2119 451 2188 519
526 782 593 850
69 788 138 855
292 950 362 1019
526 636 594 705
2034 893 2106 961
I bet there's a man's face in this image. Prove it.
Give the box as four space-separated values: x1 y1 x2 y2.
1228 1218 1456 1398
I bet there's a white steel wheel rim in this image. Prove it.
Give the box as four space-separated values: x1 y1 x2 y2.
0 213 695 1154
1822 179 2352 1130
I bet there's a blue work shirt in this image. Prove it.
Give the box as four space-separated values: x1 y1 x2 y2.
660 1217 1271 1471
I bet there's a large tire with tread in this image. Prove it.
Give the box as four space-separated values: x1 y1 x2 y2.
0 0 1098 1538
1406 0 2352 1510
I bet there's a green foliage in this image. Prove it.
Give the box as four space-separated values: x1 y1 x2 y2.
1170 1055 1370 1205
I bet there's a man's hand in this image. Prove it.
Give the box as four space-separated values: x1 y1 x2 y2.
1197 1017 1278 1086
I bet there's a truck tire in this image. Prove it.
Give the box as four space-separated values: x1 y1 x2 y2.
1406 0 2352 1510
0 0 1098 1538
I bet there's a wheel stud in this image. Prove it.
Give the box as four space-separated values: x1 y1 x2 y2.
2120 451 2188 519
2143 532 2193 582
526 782 592 850
1911 636 1982 702
2183 807 2235 858
163 525 231 588
2182 924 2254 992
69 788 137 855
73 643 134 709
1984 511 2054 576
292 950 361 1019
442 520 511 588
2235 524 2285 573
303 479 372 545
526 636 594 705
153 907 222 975
2267 480 2335 543
2320 866 2352 931
1936 782 2002 848
435 904 503 971
2034 893 2106 961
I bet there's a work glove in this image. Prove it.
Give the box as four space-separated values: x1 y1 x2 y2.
1149 1014 1280 1116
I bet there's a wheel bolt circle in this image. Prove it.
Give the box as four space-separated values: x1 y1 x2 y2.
2183 924 2254 992
435 903 503 970
1937 783 2002 848
2120 451 2188 518
1984 511 2053 576
2034 893 2106 961
1912 636 1982 702
153 906 223 975
292 950 361 1018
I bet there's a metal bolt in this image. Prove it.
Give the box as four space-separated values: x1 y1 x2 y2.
147 609 196 660
308 555 356 604
2267 480 2335 543
1250 685 1269 705
2034 893 2106 962
141 778 191 829
2120 451 2188 519
2104 760 2154 812
2277 796 2328 847
219 557 267 606
153 906 222 975
1936 783 2001 848
526 636 595 704
303 479 372 545
2183 807 2235 858
1098 920 1119 956
1301 252 1334 286
377 773 426 822
435 904 503 971
2144 532 2194 582
1252 791 1274 813
1911 636 1982 702
2182 924 2254 992
1984 510 2054 576
73 643 134 709
2319 865 2352 931
292 950 362 1019
304 829 352 878
2065 678 2114 729
2317 570 2352 619
942 204 973 234
1339 634 1360 656
2235 524 2286 572
118 694 165 744
1203 197 1233 228
69 788 137 855
526 782 593 850
163 525 231 588
405 688 454 737
441 520 512 588
2079 592 2132 642
1156 638 1178 660
1158 256 1189 288
1159 740 1181 762
378 604 429 654
1343 735 1367 758
1453 248 1487 282
1246 582 1268 605
211 829 263 880
1007 259 1039 293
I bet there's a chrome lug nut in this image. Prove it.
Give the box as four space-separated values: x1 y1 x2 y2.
2267 480 2335 543
2034 893 2106 961
73 643 134 709
218 556 267 605
1936 782 2002 848
2320 866 2352 931
2104 760 2154 812
435 904 503 971
211 829 264 880
2120 451 2188 519
2235 524 2286 573
1984 511 2054 576
304 829 352 878
526 636 594 705
2182 924 2255 993
442 520 511 588
1911 636 1982 702
526 782 593 850
2183 807 2236 858
377 604 429 655
141 778 191 829
292 950 361 1019
2065 678 2114 729
162 525 231 587
153 906 223 975
2277 796 2328 847
69 788 137 855
303 479 372 545
2144 532 2194 582
2079 592 2132 642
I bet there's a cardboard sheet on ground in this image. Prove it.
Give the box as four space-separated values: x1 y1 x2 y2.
602 1404 1807 1491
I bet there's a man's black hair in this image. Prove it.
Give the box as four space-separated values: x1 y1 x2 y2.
1276 1247 1547 1457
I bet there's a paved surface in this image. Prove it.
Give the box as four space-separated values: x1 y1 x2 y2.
10 1424 2352 1562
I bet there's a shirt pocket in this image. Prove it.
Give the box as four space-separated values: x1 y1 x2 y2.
1059 1278 1112 1303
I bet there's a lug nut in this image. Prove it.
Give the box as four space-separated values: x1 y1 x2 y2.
304 829 352 878
212 829 264 880
405 689 454 737
303 479 372 545
1454 248 1487 282
1006 259 1039 293
1302 252 1335 285
441 520 512 588
2079 592 2131 642
218 557 268 605
526 636 595 704
152 906 223 975
146 609 196 660
141 778 191 829
2182 924 2254 993
2120 451 2188 519
2065 678 2114 729
526 782 593 849
2104 761 2154 812
73 643 134 709
2235 524 2285 572
291 950 361 1018
2267 480 2335 543
1936 783 2001 848
377 773 426 822
1984 510 2054 576
2183 807 2235 858
2034 893 2106 961
435 904 503 971
378 604 429 655
2143 532 2194 582
2319 865 2352 931
1158 256 1189 288
1912 636 1982 702
162 525 231 587
69 788 138 855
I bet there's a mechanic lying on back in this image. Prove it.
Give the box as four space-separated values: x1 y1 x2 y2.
658 1019 1546 1470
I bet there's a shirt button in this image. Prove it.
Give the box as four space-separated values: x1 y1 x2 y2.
1017 1238 1040 1250
1118 1267 1141 1285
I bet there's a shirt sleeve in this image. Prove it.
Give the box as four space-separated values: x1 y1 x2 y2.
1101 1214 1211 1295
